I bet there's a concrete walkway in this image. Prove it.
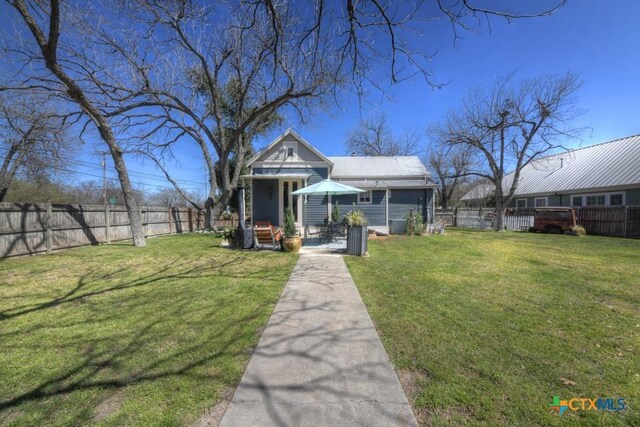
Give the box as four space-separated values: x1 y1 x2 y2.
220 253 417 427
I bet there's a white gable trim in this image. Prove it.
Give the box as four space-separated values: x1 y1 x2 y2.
247 128 334 167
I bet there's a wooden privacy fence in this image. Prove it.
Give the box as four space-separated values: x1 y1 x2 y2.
0 203 238 258
575 206 640 238
436 206 640 238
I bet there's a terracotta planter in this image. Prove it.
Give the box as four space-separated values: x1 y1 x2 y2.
283 236 301 253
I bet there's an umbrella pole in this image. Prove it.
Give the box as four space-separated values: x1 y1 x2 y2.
304 195 308 238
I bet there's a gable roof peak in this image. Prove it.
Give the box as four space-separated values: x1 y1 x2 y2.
247 129 334 166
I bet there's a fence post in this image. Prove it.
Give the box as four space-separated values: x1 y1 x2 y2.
624 205 628 238
139 206 145 237
188 209 193 232
168 207 173 234
46 202 53 254
454 207 458 227
105 204 111 244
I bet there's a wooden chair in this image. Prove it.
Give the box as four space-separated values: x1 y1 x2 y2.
253 221 282 250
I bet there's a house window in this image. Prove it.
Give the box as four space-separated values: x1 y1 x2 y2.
283 142 297 159
358 190 372 204
535 197 547 207
610 193 623 206
516 199 527 209
586 195 605 206
571 196 582 207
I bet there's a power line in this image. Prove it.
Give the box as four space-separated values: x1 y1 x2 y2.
0 146 208 190
32 163 207 192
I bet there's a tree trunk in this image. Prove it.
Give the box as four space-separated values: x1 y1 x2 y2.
10 0 146 247
0 145 23 203
494 203 506 231
441 194 448 210
204 196 215 230
204 190 234 230
110 147 145 246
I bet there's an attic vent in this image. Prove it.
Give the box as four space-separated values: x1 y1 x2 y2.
560 158 564 168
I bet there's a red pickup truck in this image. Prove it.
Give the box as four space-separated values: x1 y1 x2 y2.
529 207 577 234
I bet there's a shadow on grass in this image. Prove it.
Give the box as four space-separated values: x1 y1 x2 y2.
0 252 284 321
0 248 294 424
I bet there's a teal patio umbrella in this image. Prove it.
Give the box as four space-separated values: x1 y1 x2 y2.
291 179 366 237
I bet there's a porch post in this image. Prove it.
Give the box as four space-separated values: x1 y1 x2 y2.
304 178 308 238
237 185 245 229
304 195 308 238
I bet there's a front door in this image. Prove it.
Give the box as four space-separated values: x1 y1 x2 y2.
281 180 301 226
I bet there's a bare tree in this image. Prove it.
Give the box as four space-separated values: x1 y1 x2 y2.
143 187 202 208
2 0 567 234
107 0 567 228
3 0 148 246
432 72 584 230
0 94 72 201
426 143 472 209
346 113 421 156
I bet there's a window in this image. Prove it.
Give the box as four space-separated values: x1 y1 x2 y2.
283 142 297 159
535 197 547 207
586 195 605 206
610 193 623 206
358 190 372 204
516 199 527 208
571 196 583 207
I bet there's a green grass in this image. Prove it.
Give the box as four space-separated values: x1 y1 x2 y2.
0 234 297 426
345 229 640 426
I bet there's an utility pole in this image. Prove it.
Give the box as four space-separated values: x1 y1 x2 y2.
101 152 108 206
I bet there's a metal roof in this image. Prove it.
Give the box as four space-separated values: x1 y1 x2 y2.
336 179 436 189
460 183 494 200
328 156 430 179
461 134 640 200
240 173 311 180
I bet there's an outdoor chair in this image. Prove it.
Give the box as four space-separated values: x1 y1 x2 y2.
253 221 282 250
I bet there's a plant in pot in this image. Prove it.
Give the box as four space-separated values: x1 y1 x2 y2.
345 204 368 256
282 206 301 253
331 201 341 223
220 228 236 248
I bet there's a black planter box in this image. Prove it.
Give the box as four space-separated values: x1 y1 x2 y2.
347 226 368 256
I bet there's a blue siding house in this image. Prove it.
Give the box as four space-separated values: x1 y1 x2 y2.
460 134 640 208
242 129 436 234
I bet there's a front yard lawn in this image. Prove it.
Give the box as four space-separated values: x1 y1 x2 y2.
0 234 297 426
345 229 639 426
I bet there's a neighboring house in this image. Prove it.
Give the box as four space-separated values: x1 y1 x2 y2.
460 134 640 208
458 182 494 208
242 129 436 234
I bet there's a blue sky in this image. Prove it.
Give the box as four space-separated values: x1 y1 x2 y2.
59 1 640 197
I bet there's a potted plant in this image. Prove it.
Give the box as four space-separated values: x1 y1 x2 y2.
345 205 368 256
282 206 301 252
331 201 341 223
221 228 235 248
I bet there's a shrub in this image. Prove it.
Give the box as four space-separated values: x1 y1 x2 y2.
570 225 587 236
405 212 425 235
345 205 368 226
283 206 298 237
221 228 235 239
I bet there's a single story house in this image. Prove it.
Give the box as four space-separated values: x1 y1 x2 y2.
242 129 436 234
460 134 640 208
